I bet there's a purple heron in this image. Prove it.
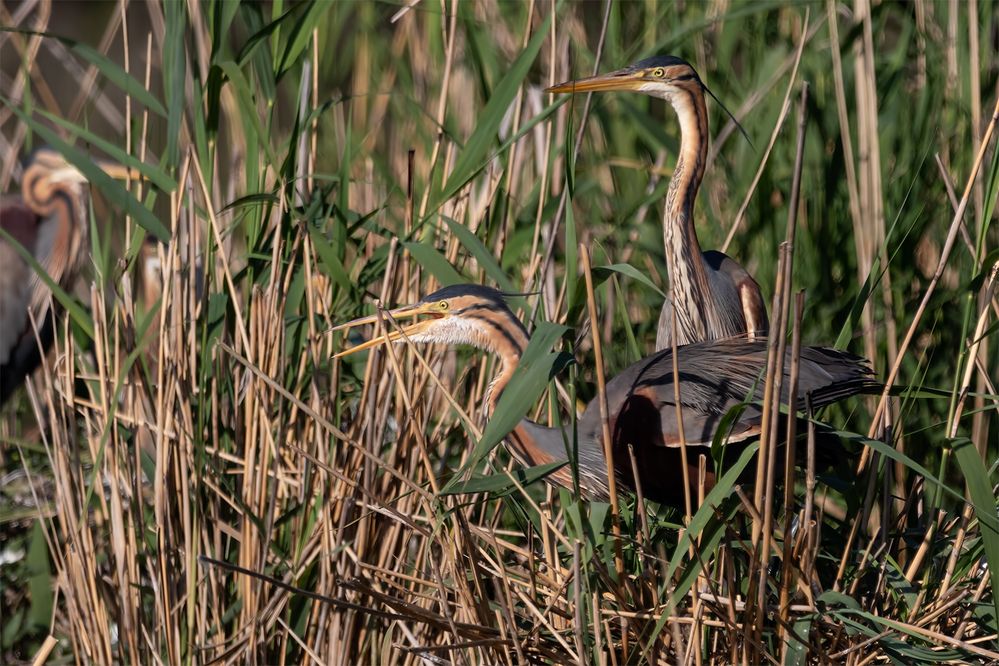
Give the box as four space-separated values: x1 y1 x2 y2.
0 148 137 404
548 56 768 351
334 285 875 505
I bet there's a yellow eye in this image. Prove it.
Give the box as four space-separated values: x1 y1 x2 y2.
652 67 666 78
439 300 449 310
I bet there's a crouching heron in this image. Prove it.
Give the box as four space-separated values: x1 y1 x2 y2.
334 285 876 505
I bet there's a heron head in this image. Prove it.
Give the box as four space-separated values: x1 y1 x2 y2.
546 55 703 102
333 284 521 358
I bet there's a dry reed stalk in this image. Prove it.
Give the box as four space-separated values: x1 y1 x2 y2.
580 244 624 579
666 303 693 522
778 291 804 651
745 238 790 663
967 0 991 458
825 0 872 365
856 0 900 379
415 0 460 223
771 77 809 642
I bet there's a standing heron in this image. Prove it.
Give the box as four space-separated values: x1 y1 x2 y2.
0 148 137 404
547 56 768 351
334 285 875 505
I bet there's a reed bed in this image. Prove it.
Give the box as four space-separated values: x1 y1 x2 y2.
1 1 997 663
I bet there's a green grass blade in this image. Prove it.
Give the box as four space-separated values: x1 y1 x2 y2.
643 443 759 655
217 61 279 168
828 427 982 512
309 228 352 293
0 28 166 117
236 2 299 65
34 109 176 192
276 0 325 77
162 0 187 168
666 442 759 587
952 437 999 629
429 10 553 213
565 195 578 311
402 241 465 287
598 262 667 298
71 41 168 117
441 322 570 493
441 461 567 496
441 217 514 292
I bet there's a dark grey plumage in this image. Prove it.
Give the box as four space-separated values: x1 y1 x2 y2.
517 339 877 504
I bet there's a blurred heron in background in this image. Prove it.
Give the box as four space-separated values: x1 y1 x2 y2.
0 148 138 404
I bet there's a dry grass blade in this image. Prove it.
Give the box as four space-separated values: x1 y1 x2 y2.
581 244 624 578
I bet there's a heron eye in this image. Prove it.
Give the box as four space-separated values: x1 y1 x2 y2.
439 300 449 310
652 67 666 78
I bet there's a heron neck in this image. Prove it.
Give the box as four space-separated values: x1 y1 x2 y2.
662 86 711 337
28 176 87 278
47 191 88 278
482 315 609 499
484 317 530 414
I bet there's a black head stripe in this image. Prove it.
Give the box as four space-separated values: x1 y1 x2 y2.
422 283 507 305
463 312 526 355
632 55 692 70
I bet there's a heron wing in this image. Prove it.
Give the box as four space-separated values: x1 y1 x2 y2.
703 250 770 340
581 339 876 452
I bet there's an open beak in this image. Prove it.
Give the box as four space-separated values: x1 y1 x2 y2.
332 302 443 359
546 68 644 94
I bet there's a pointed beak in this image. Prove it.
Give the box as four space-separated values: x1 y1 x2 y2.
546 68 645 94
95 159 144 181
332 302 444 359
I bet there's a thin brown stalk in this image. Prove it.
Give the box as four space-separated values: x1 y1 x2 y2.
778 291 804 647
580 245 624 581
668 304 693 520
416 0 460 222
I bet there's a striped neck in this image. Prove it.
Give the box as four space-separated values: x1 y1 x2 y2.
484 315 530 414
22 168 89 282
662 85 711 341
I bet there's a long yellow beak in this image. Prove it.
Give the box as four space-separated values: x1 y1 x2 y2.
332 302 443 359
546 69 644 94
96 159 144 181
